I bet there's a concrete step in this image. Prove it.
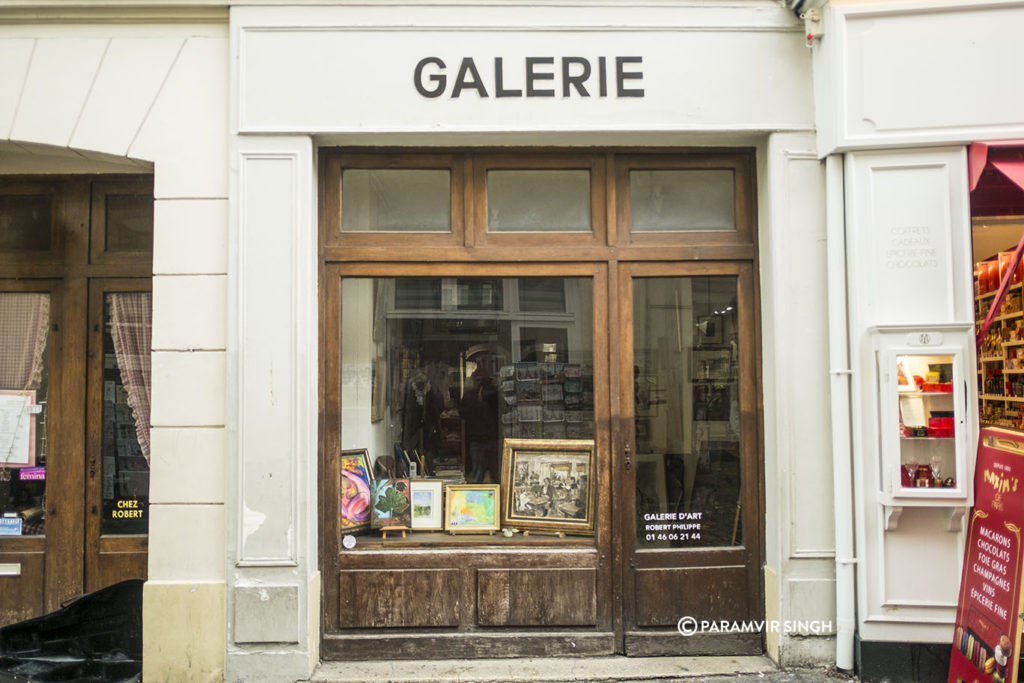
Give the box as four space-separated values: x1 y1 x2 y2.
310 655 853 682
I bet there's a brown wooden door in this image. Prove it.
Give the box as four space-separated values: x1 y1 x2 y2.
615 261 763 655
1 176 151 626
84 279 149 592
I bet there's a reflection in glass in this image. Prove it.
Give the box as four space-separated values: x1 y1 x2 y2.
105 193 154 252
341 169 450 232
101 294 151 534
0 293 50 536
487 171 591 232
342 278 593 488
630 170 735 232
0 195 51 251
633 277 740 548
518 278 566 313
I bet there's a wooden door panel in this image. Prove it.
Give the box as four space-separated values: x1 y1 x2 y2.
617 262 763 655
634 566 749 627
338 568 461 628
0 551 45 626
477 568 597 626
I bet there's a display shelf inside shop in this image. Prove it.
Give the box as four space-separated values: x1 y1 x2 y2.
343 532 595 550
976 268 1024 428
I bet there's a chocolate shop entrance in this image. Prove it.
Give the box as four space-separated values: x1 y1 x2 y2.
318 149 763 658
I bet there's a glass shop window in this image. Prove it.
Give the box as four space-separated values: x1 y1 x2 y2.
633 276 742 548
341 169 451 233
0 293 50 537
629 170 735 233
339 277 594 544
101 293 152 534
486 170 591 233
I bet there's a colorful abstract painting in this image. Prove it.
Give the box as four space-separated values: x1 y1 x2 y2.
340 449 374 533
444 485 499 532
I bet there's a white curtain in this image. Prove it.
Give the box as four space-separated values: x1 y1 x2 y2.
0 293 50 390
108 292 152 463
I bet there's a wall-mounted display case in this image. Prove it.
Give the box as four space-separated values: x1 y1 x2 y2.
872 324 976 529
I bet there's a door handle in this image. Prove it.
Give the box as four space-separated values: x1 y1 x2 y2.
624 443 632 471
88 451 96 479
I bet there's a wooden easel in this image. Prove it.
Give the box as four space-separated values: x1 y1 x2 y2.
381 526 411 539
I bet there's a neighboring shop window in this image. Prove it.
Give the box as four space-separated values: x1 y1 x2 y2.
0 293 50 536
102 293 151 534
971 142 1024 430
633 276 741 548
339 277 594 544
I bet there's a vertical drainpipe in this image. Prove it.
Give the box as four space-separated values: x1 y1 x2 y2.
826 153 857 672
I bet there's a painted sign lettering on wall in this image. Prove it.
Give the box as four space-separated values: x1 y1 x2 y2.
414 56 644 99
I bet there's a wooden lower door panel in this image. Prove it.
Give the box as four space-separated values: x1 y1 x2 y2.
634 565 749 627
477 568 596 626
0 551 45 626
88 537 148 593
327 549 609 659
338 568 461 628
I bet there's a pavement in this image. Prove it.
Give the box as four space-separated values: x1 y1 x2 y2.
311 655 857 682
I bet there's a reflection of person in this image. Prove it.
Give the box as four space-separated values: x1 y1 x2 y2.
994 633 1012 682
402 363 446 470
460 363 499 483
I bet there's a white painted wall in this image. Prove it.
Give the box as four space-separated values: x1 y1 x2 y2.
234 3 813 135
814 0 1024 154
758 132 837 666
0 15 230 682
844 148 976 643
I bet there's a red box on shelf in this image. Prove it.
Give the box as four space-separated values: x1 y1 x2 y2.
928 416 954 438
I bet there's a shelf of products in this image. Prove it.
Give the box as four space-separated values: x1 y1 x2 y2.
976 262 1024 429
872 323 973 524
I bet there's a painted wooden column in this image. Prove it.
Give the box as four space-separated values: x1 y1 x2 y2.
226 135 319 682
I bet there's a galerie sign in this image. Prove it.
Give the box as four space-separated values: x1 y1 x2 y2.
949 428 1024 683
413 56 645 99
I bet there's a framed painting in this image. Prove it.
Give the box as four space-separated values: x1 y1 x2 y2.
409 479 444 530
500 438 596 535
444 484 499 533
370 478 411 529
339 448 374 533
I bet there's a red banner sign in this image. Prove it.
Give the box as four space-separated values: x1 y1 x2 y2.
950 428 1024 683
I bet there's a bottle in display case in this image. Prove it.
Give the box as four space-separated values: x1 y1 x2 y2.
872 324 976 528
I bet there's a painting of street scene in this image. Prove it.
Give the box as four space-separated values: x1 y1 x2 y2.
501 438 596 535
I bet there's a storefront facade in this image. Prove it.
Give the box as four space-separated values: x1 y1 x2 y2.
228 3 828 679
4 0 1021 682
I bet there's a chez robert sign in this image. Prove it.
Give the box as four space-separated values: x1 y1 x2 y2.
413 55 645 99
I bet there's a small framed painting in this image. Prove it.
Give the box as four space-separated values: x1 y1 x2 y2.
371 478 411 529
444 484 500 534
339 448 374 534
409 479 444 530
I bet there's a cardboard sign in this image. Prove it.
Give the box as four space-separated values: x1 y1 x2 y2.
949 427 1024 683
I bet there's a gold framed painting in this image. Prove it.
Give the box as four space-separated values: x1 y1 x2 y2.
500 438 596 536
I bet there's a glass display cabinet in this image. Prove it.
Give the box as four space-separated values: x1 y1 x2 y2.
872 324 976 530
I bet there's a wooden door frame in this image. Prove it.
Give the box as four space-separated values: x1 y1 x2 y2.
319 262 614 652
613 260 765 655
316 147 762 658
